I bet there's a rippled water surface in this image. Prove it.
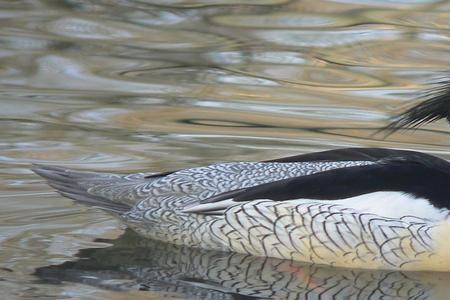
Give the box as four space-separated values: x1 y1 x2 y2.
1 0 450 299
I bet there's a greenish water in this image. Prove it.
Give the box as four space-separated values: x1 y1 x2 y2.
0 0 449 299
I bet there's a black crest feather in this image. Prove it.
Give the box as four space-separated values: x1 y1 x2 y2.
383 79 450 133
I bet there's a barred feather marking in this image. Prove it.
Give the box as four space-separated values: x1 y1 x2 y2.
192 201 436 270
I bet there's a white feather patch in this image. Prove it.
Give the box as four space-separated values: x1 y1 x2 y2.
298 191 448 221
186 191 448 221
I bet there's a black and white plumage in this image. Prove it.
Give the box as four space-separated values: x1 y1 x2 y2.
32 80 450 271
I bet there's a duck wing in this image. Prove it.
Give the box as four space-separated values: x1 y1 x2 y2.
34 148 391 214
32 148 448 217
187 154 450 215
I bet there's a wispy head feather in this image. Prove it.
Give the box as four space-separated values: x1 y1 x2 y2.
383 79 450 134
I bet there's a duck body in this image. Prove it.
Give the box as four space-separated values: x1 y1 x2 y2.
33 147 450 271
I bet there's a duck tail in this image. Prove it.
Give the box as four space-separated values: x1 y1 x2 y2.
31 164 132 214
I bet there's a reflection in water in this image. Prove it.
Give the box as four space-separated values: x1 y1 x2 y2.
36 230 449 300
1 0 450 298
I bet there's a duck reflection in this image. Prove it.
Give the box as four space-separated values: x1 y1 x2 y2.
35 230 449 299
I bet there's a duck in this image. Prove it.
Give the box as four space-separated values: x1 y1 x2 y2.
32 80 450 271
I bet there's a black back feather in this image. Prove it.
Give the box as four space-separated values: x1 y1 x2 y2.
203 153 450 210
383 79 450 133
264 147 432 163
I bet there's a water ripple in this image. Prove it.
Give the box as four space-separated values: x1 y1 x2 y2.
364 10 450 29
5 55 189 94
45 16 238 50
225 64 385 87
210 12 355 28
319 41 450 68
253 26 402 48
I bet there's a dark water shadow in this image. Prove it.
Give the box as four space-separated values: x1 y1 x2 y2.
34 229 450 300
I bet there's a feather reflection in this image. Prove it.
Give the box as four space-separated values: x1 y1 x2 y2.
35 230 448 299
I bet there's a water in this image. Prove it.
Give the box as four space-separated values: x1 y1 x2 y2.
0 0 449 299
